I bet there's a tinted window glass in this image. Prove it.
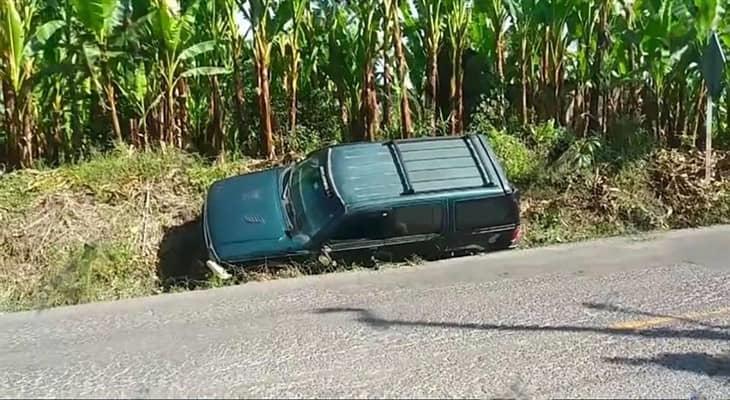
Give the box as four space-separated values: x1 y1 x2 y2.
288 155 343 238
331 212 389 241
387 204 443 237
330 204 443 242
455 197 517 231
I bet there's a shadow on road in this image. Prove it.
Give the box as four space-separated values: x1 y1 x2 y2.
604 352 730 378
314 307 730 341
157 217 210 291
583 302 730 330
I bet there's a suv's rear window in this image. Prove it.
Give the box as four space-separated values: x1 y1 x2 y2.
454 197 517 231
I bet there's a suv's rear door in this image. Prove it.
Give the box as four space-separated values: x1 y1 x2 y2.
374 201 447 262
325 210 389 262
445 194 520 254
325 201 447 264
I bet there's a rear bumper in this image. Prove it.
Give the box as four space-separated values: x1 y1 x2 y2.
508 188 522 248
509 224 523 248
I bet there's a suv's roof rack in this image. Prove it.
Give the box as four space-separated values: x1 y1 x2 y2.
385 134 492 196
387 138 415 195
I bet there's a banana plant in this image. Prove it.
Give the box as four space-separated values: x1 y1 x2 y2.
505 0 537 125
217 0 249 152
237 0 283 159
691 0 725 149
150 0 230 149
316 1 359 138
317 0 382 142
445 0 471 134
469 0 510 127
532 0 575 124
412 0 443 134
275 0 311 143
635 0 694 141
0 0 64 168
356 0 383 142
384 0 413 138
69 0 126 142
472 0 509 81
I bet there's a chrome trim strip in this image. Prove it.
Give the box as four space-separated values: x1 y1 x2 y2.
470 223 518 235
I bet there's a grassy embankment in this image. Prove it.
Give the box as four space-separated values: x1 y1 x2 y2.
1 126 729 312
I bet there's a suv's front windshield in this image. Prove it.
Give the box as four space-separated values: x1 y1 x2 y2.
284 154 342 239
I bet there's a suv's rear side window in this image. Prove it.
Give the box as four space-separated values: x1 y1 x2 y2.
454 197 517 232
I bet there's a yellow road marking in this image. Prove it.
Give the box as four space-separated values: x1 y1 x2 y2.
610 307 730 330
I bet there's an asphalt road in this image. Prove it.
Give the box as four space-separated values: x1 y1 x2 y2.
2 226 730 399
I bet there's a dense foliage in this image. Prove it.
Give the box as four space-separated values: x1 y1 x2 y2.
1 0 729 169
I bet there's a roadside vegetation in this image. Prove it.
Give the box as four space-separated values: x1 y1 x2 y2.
1 0 730 311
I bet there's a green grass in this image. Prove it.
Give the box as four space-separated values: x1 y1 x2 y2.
1 141 729 313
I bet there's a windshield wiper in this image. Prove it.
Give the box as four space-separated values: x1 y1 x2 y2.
282 166 293 201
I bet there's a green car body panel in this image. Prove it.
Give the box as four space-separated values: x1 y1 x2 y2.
202 134 521 268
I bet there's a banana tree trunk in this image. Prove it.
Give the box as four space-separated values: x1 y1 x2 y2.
20 102 34 168
692 86 707 148
51 94 64 160
427 47 438 135
674 82 686 146
455 52 464 134
392 13 413 138
383 49 393 131
289 77 297 144
496 31 505 81
726 87 730 142
0 80 4 163
163 83 174 146
156 97 166 145
554 47 565 126
3 84 35 168
520 36 529 126
176 79 189 149
104 80 123 143
129 118 140 149
207 75 224 157
232 39 247 142
336 85 349 137
257 57 276 159
589 3 608 135
2 81 20 168
450 45 464 135
359 62 379 142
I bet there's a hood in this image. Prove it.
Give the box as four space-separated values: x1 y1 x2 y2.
204 167 301 262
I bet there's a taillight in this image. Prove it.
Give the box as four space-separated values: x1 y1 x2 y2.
511 225 522 246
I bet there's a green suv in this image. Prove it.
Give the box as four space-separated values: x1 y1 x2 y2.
202 134 521 276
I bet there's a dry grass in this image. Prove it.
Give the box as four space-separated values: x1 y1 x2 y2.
0 145 261 311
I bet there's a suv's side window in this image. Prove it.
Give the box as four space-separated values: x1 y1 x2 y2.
330 212 389 241
329 204 443 242
386 204 443 237
455 197 515 232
